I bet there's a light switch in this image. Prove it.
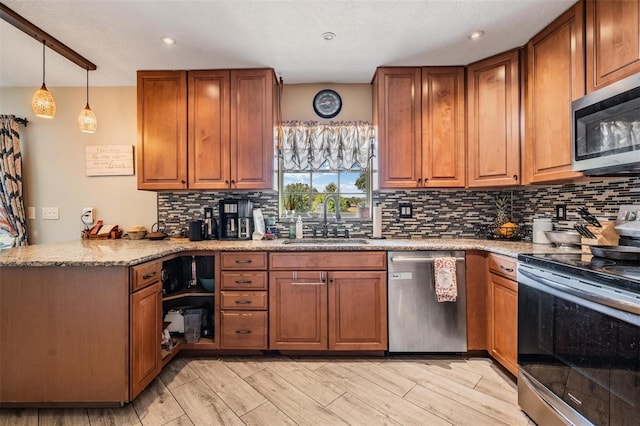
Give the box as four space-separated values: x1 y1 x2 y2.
27 206 35 220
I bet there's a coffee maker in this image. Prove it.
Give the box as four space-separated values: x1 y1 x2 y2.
203 207 218 239
219 198 253 239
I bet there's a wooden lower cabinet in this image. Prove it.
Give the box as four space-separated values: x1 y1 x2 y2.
269 269 387 351
486 254 518 376
130 280 163 399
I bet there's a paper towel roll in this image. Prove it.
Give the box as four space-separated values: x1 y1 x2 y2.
372 206 382 238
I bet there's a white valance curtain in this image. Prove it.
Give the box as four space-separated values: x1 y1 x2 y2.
280 121 375 171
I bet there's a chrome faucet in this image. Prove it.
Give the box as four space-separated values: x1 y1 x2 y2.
322 194 341 238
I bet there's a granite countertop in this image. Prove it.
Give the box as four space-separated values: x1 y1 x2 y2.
0 237 582 267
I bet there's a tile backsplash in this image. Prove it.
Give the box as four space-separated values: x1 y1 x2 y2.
157 176 640 240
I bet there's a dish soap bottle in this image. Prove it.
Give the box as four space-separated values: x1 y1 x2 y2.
295 215 303 239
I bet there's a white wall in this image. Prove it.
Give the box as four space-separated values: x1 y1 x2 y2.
0 86 157 244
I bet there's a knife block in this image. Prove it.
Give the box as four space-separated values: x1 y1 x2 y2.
580 221 619 253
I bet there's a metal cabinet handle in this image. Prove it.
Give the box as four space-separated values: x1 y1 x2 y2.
417 178 422 186
513 174 518 181
235 260 252 264
235 280 253 284
235 300 252 304
142 271 157 279
291 271 326 285
235 329 252 334
499 264 514 273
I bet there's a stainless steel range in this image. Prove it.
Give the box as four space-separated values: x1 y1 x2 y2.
517 252 640 426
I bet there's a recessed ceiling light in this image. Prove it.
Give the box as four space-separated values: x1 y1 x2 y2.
161 36 176 45
322 32 336 41
468 30 484 40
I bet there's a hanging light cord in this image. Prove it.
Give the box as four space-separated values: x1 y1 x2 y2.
85 69 89 105
41 40 46 84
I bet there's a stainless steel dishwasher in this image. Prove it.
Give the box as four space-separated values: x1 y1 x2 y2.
388 251 467 352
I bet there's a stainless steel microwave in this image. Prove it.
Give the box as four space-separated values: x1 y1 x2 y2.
572 72 640 175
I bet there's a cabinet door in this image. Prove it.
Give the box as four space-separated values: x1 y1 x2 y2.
230 69 275 190
188 70 231 189
374 67 423 189
467 50 521 187
137 71 187 190
465 251 487 351
524 2 584 184
328 271 387 351
421 67 466 187
130 281 162 399
269 271 328 350
487 273 518 376
586 0 640 93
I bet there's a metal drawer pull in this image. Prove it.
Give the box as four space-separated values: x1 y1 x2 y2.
499 265 514 272
142 271 157 279
235 260 252 264
235 329 253 334
235 280 253 284
291 271 326 285
235 300 252 304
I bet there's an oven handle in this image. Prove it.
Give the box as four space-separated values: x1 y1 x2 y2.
519 268 640 316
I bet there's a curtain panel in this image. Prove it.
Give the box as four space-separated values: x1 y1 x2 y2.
0 115 27 246
280 121 375 172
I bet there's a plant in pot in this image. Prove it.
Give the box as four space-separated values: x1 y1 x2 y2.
356 201 370 218
283 194 297 217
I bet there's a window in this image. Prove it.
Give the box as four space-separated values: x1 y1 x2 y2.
278 121 374 218
281 166 370 218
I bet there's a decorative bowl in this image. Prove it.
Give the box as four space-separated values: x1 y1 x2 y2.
544 230 581 247
128 230 147 240
199 278 214 292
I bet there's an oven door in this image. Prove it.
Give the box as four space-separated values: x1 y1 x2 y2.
518 265 640 426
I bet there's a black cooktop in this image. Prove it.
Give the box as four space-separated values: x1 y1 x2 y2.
518 252 640 293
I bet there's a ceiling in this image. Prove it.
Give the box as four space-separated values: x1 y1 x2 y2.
1 0 575 87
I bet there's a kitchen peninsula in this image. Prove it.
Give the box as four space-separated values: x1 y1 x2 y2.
0 238 576 406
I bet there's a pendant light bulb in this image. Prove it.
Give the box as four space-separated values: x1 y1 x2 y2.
78 69 97 133
31 40 56 118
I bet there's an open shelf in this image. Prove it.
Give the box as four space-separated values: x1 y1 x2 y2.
162 336 216 366
163 286 214 301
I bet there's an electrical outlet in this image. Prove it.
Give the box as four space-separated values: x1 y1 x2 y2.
42 207 59 220
27 206 35 220
555 204 567 221
82 207 95 224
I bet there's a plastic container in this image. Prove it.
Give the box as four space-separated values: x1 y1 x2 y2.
532 218 553 244
183 309 203 343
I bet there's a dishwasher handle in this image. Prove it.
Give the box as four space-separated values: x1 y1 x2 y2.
390 256 465 263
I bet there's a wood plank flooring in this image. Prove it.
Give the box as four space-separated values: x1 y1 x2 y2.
0 355 535 426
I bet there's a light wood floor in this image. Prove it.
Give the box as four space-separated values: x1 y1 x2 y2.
0 355 535 426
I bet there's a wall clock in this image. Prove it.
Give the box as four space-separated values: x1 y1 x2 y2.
313 89 342 119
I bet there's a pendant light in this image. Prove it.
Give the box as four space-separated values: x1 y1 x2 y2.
31 40 56 118
78 69 97 133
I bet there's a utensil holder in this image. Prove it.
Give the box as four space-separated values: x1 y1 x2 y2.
580 221 619 253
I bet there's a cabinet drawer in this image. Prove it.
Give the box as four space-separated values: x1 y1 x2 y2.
269 251 386 270
220 311 268 349
221 291 267 310
488 254 517 281
220 271 267 290
131 260 162 292
221 252 267 270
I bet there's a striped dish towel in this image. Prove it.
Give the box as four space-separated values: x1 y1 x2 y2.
434 257 457 302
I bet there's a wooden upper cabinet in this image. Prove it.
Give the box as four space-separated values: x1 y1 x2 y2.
374 67 422 189
137 71 188 190
230 69 276 190
467 50 521 187
524 2 585 184
422 67 466 187
137 68 276 191
188 70 231 189
586 0 640 93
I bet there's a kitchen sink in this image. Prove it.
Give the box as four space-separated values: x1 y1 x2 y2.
282 238 370 245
